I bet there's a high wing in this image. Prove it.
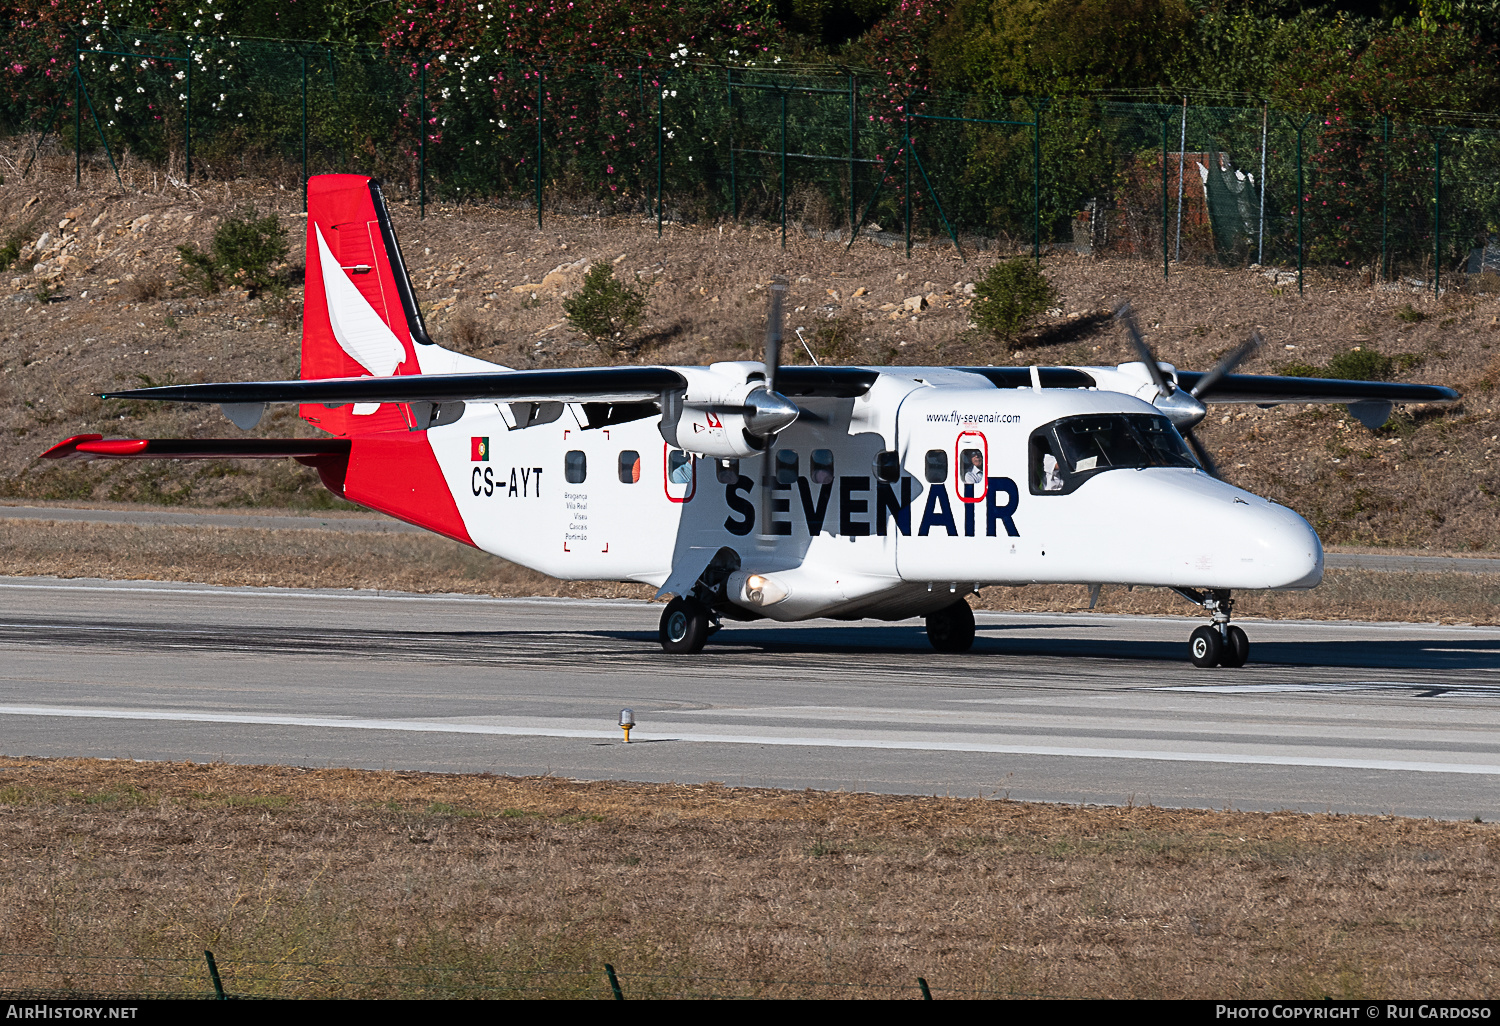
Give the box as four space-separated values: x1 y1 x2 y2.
97 365 881 406
100 367 688 406
1170 372 1458 406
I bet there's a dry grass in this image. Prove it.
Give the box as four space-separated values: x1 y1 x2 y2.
2 517 1498 621
0 519 652 600
0 756 1495 999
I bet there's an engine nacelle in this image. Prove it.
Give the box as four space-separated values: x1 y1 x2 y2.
660 372 800 460
674 405 763 459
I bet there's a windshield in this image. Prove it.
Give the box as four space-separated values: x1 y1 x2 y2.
1031 414 1198 494
1054 414 1197 472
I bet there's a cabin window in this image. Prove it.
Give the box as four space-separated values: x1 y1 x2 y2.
618 450 641 484
810 449 835 484
565 450 587 484
959 448 985 486
924 449 948 483
667 449 693 485
775 449 799 486
872 450 900 483
715 458 740 485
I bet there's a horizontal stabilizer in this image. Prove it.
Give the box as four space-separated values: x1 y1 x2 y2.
41 435 352 461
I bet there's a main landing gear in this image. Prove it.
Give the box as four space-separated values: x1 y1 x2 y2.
1175 588 1248 668
659 596 719 654
926 598 976 653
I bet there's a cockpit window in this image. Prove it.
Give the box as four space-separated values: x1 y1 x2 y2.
1029 414 1197 494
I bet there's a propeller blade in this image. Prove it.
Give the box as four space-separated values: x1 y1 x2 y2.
1114 302 1170 396
1184 427 1221 479
765 277 788 396
1190 331 1263 400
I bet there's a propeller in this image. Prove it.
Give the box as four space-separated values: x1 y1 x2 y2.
759 277 792 543
765 277 786 397
1113 302 1261 479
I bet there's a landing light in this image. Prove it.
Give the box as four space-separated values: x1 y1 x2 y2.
746 575 769 603
739 572 790 607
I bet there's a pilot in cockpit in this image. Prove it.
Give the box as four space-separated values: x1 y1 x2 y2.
1042 453 1064 491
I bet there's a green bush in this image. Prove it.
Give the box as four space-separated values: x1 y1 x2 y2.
0 221 33 270
1325 349 1393 381
1280 348 1393 381
176 206 289 296
562 262 649 356
971 258 1056 340
1277 361 1322 378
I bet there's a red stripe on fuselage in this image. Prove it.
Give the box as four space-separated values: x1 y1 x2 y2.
342 431 473 546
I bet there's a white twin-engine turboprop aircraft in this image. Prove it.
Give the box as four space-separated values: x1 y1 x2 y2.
43 174 1458 667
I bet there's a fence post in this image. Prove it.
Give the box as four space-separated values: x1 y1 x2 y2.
1161 111 1169 281
534 66 542 229
301 55 308 211
605 963 624 1000
74 67 121 187
904 93 911 259
1029 98 1046 265
1174 96 1186 263
727 68 736 220
1292 113 1312 294
848 71 856 232
1258 101 1268 266
204 950 226 1000
658 72 667 239
1432 127 1442 297
419 58 428 220
1380 115 1389 281
74 37 81 187
184 45 192 185
779 86 787 249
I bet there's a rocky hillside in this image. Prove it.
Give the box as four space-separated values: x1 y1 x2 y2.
2 151 1497 550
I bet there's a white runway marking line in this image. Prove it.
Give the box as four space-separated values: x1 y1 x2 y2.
1158 682 1500 696
3 704 1498 776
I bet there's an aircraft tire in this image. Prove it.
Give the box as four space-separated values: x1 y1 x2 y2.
926 599 976 653
659 597 711 654
1221 625 1249 668
1189 625 1223 668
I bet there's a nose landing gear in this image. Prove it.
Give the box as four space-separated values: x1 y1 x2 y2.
1175 588 1248 668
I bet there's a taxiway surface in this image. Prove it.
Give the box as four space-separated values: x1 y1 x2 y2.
1 576 1496 820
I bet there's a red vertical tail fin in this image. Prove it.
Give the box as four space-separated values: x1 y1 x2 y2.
299 174 433 436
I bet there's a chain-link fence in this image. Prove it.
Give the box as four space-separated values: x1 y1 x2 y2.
6 27 1500 292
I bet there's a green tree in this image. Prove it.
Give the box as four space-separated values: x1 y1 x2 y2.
971 258 1055 339
929 0 1194 95
563 262 650 357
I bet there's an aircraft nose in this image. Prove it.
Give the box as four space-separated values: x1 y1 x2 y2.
1252 499 1323 589
1090 470 1324 590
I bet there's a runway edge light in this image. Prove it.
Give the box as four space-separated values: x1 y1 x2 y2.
619 708 636 743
